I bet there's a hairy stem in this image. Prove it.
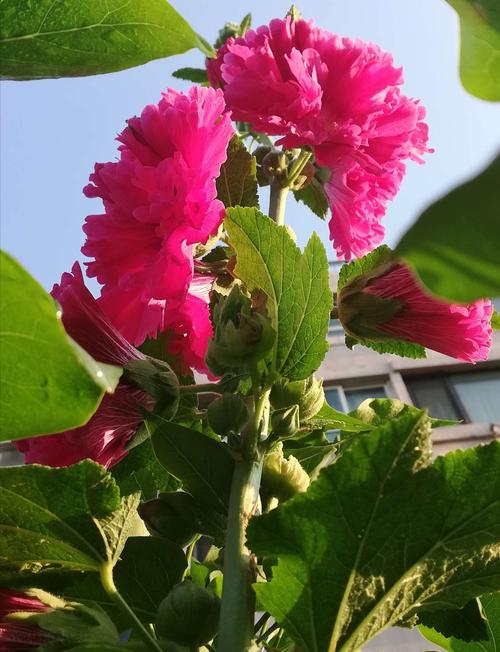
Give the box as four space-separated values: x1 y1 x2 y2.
269 180 289 226
100 563 163 652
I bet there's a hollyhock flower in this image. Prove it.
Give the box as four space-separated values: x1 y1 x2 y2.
338 263 492 362
15 264 152 468
208 17 430 259
82 86 233 370
0 589 54 650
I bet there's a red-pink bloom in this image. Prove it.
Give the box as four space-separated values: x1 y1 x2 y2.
208 18 430 259
15 264 152 468
341 263 493 362
0 589 53 650
82 86 233 370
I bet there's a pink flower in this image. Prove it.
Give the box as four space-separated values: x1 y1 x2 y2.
339 263 493 362
208 18 430 259
0 589 53 650
82 86 233 370
15 264 152 468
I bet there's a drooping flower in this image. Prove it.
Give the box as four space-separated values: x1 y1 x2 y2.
338 262 492 362
82 86 234 370
15 264 152 468
208 17 430 259
0 589 54 650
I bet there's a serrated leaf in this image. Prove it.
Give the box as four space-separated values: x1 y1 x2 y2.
248 407 500 652
150 415 235 542
302 402 373 433
345 333 427 359
337 245 395 293
420 593 500 651
417 600 487 643
0 461 140 580
172 67 209 83
445 0 500 100
0 251 121 441
397 155 500 303
225 207 332 380
0 0 210 80
216 137 259 209
293 178 329 219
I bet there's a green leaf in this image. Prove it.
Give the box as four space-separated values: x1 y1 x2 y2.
302 401 373 433
345 334 426 359
0 0 209 80
0 251 121 441
420 593 500 651
445 0 500 100
293 178 329 220
0 461 140 580
216 137 259 209
225 207 332 380
418 600 487 643
150 416 235 542
172 67 208 83
397 155 500 303
492 310 500 330
248 407 500 652
337 245 395 293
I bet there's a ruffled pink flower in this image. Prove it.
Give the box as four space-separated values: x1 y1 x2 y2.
0 589 53 650
15 264 152 468
208 18 431 259
361 264 492 362
82 86 233 370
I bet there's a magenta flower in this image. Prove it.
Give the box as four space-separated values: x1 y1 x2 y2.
208 17 430 259
339 263 493 362
82 86 234 370
0 589 54 650
15 264 152 468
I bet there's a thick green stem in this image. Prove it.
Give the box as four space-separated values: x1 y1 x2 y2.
287 148 312 187
269 180 289 226
100 563 163 652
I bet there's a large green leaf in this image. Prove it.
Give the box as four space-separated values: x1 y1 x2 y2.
0 461 140 580
0 0 212 80
420 593 500 651
0 251 121 441
301 402 374 434
446 0 500 100
397 155 500 303
150 416 235 541
225 207 332 380
248 408 500 652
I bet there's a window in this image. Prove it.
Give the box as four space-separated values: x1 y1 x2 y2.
406 370 500 423
325 385 388 413
328 318 344 337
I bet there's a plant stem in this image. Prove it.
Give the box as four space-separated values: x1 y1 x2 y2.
100 563 163 652
269 180 289 225
287 148 312 187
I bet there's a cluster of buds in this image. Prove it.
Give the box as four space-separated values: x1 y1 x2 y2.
270 375 325 426
254 146 315 191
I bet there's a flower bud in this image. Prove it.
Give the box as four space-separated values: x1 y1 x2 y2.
261 151 289 179
156 582 220 647
262 442 310 501
207 393 249 436
271 405 300 438
207 286 275 375
123 358 179 413
270 375 324 422
138 492 199 546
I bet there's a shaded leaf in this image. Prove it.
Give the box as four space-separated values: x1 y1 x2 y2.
397 155 500 303
248 406 500 652
302 401 373 433
293 177 329 219
0 0 210 80
172 67 208 83
225 207 331 380
216 136 259 209
0 251 121 441
418 600 487 643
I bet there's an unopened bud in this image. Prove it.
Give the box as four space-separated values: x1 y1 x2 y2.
138 492 198 546
156 582 220 647
262 442 310 501
270 375 324 422
124 358 179 414
271 405 300 438
207 393 249 436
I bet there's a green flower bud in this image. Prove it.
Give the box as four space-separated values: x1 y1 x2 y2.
271 404 300 438
156 582 220 647
262 442 310 501
123 358 179 415
207 393 249 436
138 492 198 546
207 286 275 375
270 375 324 422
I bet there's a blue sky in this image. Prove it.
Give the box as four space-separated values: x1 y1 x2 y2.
1 0 499 292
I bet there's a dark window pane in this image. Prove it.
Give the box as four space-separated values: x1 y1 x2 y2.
325 388 343 412
328 319 343 336
344 386 386 412
451 371 500 422
407 378 461 421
